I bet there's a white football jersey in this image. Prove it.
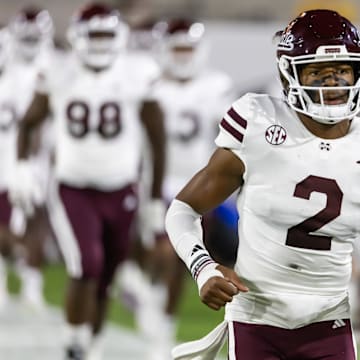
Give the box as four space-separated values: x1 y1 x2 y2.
215 93 360 329
152 69 233 198
0 63 37 191
39 52 158 190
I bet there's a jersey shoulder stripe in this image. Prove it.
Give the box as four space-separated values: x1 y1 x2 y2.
220 107 248 143
228 107 247 129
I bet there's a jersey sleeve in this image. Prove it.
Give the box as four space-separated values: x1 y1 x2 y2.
215 93 254 161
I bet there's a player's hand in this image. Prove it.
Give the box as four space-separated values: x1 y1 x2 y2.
199 264 248 311
140 198 166 234
8 160 44 217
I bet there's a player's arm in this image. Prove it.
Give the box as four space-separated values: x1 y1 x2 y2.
18 92 49 159
9 92 50 216
140 99 166 198
140 99 166 231
177 148 243 213
166 148 248 310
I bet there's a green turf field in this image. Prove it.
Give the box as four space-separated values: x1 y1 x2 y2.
11 263 359 357
8 263 224 342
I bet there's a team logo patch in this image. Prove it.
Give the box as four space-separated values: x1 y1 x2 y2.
319 142 331 151
265 125 287 145
277 32 295 51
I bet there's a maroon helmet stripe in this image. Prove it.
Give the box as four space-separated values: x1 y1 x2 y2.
220 119 244 142
228 108 247 129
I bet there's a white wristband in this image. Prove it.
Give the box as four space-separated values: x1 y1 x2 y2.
165 199 222 290
148 198 166 233
196 262 224 294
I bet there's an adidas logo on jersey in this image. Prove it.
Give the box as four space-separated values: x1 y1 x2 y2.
191 245 204 256
332 319 346 329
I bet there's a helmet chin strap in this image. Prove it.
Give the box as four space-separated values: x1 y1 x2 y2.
81 53 116 69
301 85 357 124
308 103 352 124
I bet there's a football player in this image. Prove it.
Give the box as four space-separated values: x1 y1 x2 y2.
11 3 165 360
133 18 236 360
6 5 55 310
0 6 54 311
0 25 21 310
166 9 360 360
9 5 54 65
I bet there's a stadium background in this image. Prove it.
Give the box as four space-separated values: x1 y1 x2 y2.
0 0 359 358
2 0 359 96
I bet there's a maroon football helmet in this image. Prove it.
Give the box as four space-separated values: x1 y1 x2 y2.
9 6 53 62
276 9 360 123
67 2 129 69
153 18 208 79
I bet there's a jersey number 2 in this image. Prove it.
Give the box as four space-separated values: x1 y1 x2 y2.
285 175 343 250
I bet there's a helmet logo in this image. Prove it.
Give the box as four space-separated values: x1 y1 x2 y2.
324 48 341 54
277 32 294 51
265 125 287 145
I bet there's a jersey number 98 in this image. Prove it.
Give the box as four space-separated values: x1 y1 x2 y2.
66 101 121 139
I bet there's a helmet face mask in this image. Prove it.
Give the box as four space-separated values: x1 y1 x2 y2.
276 9 360 124
9 7 53 62
67 3 129 69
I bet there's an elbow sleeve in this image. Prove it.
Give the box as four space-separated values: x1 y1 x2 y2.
165 199 216 281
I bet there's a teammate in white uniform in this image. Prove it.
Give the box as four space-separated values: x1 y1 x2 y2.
166 9 360 360
12 3 165 360
7 6 55 310
132 18 235 360
0 7 54 310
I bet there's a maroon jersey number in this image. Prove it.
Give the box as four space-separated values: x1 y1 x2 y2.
286 175 343 250
67 101 121 139
172 111 200 142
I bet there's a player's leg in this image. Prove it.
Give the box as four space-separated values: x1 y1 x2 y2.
17 206 50 309
116 222 153 312
49 183 103 360
289 319 356 360
87 184 138 360
16 126 54 310
138 233 185 360
229 319 356 360
0 191 20 308
228 321 283 359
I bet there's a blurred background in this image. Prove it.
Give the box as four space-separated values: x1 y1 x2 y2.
1 0 358 95
0 1 360 359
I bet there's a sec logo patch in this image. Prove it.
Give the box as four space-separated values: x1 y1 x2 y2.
265 125 287 145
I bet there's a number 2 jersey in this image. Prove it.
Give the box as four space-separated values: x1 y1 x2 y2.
215 92 360 329
38 52 159 190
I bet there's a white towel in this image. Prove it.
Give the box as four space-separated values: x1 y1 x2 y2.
171 320 228 360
